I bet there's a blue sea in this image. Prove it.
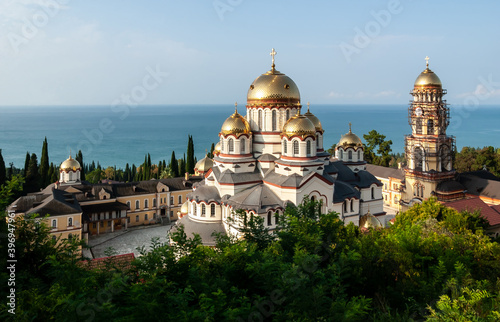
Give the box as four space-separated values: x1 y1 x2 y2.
0 104 499 169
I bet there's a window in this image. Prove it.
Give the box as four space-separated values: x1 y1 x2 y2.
340 150 343 159
416 118 422 134
178 195 182 204
127 201 131 209
258 110 262 129
306 140 311 156
241 138 246 154
170 196 174 205
93 223 96 228
267 211 272 226
371 187 375 199
357 150 361 160
153 198 156 207
145 214 148 221
107 221 111 227
384 195 387 201
414 147 423 170
384 183 387 190
350 199 354 212
201 204 206 217
135 200 140 210
272 110 277 131
283 140 287 154
275 211 279 225
68 218 73 227
286 109 290 121
211 204 216 217
420 186 424 197
135 215 139 222
194 204 197 216
228 138 234 153
145 199 149 208
221 140 225 152
343 201 347 213
348 150 352 161
427 119 434 135
52 219 57 228
293 140 299 156
316 135 319 147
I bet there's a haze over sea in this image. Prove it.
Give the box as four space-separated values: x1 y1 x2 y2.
0 104 498 170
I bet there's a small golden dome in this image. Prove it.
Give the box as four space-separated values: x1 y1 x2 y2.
60 155 81 172
303 102 323 132
414 57 441 87
220 107 251 138
338 123 362 147
282 111 316 139
359 211 383 229
180 201 189 214
195 155 214 172
214 142 221 154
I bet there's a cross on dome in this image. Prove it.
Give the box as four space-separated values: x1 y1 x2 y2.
425 56 430 68
307 101 310 112
270 48 277 71
349 122 352 133
234 102 238 113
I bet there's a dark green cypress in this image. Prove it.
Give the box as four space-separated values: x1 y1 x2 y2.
170 151 179 177
26 153 40 192
209 143 215 158
39 137 49 187
0 149 6 187
76 150 85 180
186 135 195 174
24 152 30 177
131 164 137 181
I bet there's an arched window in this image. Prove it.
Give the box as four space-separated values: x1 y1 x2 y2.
340 150 343 159
286 109 290 121
52 219 57 228
145 214 148 221
267 211 272 226
272 110 277 131
258 110 262 129
283 140 287 154
68 218 73 226
414 147 423 171
350 199 354 212
311 196 315 202
228 138 234 153
127 201 131 209
371 187 375 199
221 140 225 152
153 198 156 207
211 204 216 217
201 204 206 217
427 119 434 135
416 118 422 134
135 200 140 210
344 201 347 213
420 186 424 198
145 199 149 208
306 140 311 156
194 204 197 216
357 150 361 160
241 138 246 154
178 195 182 204
348 150 352 161
275 211 279 225
170 196 174 205
293 140 299 156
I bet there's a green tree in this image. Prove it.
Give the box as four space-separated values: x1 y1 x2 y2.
86 168 104 184
363 130 393 166
186 135 195 174
39 137 49 187
0 149 6 187
23 151 30 177
75 150 85 180
170 151 179 177
25 153 40 193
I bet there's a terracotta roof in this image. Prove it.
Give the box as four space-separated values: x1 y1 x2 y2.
444 197 500 226
78 253 135 271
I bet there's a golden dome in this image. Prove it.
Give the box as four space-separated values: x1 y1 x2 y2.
414 57 441 87
195 155 214 172
220 107 251 138
180 201 189 214
214 142 221 154
60 155 81 172
303 103 323 132
338 123 362 147
247 69 300 102
282 112 316 139
359 211 383 229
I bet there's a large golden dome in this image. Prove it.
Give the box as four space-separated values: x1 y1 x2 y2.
247 70 300 102
220 108 251 138
414 57 442 87
282 112 316 139
303 103 323 132
60 155 81 172
338 124 362 147
195 155 214 173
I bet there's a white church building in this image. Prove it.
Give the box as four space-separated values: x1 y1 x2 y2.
173 50 384 245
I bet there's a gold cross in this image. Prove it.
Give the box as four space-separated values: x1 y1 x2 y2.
349 122 352 132
270 48 277 67
425 56 430 68
307 101 310 112
234 102 238 113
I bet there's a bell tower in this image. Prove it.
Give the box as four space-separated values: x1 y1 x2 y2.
402 57 456 208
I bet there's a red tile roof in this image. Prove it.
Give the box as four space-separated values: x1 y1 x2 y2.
444 198 500 226
79 253 135 271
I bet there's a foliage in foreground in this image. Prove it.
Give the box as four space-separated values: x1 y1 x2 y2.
1 198 500 321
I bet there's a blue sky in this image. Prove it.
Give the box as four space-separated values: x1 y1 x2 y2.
1 0 499 106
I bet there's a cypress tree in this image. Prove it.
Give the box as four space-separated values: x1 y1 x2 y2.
209 143 215 158
24 152 30 177
39 137 49 187
131 164 137 181
170 151 179 177
76 150 85 180
125 163 130 182
186 135 195 174
26 153 40 192
0 149 6 187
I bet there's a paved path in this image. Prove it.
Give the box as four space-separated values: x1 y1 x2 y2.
87 224 174 259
